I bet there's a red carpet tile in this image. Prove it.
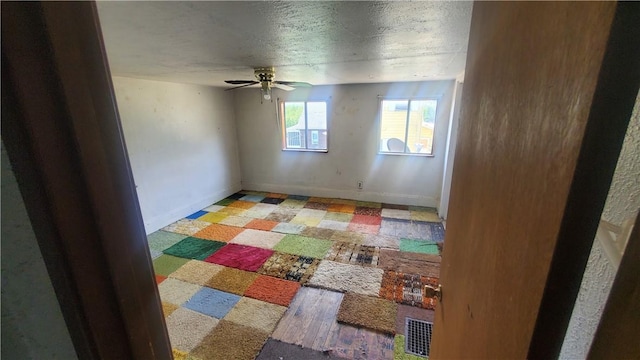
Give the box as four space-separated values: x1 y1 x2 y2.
156 274 167 284
205 244 274 272
351 214 382 225
245 219 279 231
244 275 301 306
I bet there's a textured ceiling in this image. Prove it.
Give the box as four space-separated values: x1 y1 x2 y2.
96 1 472 87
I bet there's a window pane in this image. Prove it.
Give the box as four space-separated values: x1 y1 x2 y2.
380 100 409 153
284 102 305 148
409 100 437 154
306 102 327 150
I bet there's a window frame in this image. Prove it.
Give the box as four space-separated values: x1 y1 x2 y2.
377 97 439 157
279 99 329 153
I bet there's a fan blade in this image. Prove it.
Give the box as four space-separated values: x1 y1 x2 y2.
225 80 257 85
272 83 295 91
225 82 259 91
274 81 313 88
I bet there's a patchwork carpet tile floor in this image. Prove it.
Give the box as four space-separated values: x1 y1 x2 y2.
148 190 444 359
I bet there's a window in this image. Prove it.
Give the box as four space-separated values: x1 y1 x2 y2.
379 99 438 155
281 101 328 151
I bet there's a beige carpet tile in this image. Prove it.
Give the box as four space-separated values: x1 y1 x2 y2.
316 220 349 231
267 192 288 199
410 211 441 222
165 307 219 352
197 212 228 223
381 208 412 220
323 212 354 222
264 212 296 223
190 320 270 360
162 219 211 236
168 260 225 285
290 215 323 227
162 302 178 317
229 229 285 249
301 227 336 240
279 199 306 209
223 297 287 333
362 234 401 249
296 208 327 218
347 223 381 234
307 260 384 296
271 222 306 235
329 230 365 244
337 293 398 334
206 267 259 296
158 278 202 305
242 203 277 219
203 204 225 212
218 215 253 227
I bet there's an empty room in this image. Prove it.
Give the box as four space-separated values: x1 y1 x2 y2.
95 2 468 359
2 1 638 360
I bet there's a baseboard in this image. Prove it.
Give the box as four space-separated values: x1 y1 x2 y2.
142 184 241 234
242 182 438 207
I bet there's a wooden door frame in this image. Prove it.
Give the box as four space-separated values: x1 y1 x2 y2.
529 3 640 357
2 2 171 359
1 1 637 359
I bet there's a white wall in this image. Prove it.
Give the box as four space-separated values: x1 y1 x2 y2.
235 81 455 206
113 77 242 233
439 80 464 220
1 143 78 359
560 91 640 359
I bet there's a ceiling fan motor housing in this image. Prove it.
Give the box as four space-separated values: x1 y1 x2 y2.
254 67 275 84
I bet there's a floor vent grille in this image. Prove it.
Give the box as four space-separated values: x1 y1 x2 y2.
405 318 432 357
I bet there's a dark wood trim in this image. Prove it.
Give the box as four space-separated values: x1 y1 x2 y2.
1 2 172 359
588 214 640 359
528 3 640 358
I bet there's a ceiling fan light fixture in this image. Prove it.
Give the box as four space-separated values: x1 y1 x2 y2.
260 80 272 101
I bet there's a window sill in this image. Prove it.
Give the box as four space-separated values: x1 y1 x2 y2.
377 152 435 157
282 149 328 153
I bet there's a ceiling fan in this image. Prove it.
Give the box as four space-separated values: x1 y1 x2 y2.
224 67 312 101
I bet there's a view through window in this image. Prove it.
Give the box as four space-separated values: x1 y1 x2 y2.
379 99 437 155
281 101 328 151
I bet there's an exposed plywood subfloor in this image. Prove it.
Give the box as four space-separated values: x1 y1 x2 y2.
272 287 395 359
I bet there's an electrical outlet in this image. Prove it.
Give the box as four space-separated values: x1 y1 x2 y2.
357 180 364 190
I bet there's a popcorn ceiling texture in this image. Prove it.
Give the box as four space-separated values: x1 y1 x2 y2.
560 92 639 359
